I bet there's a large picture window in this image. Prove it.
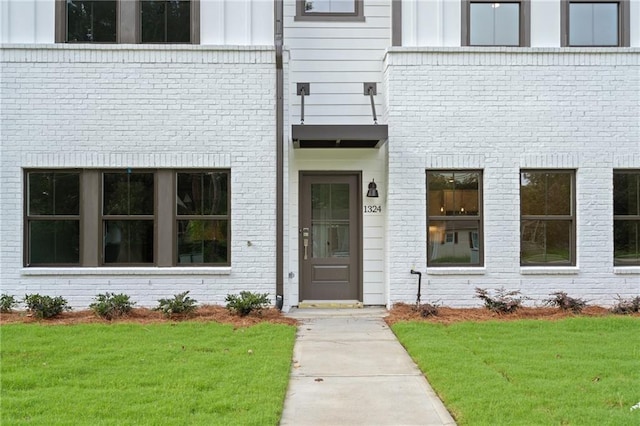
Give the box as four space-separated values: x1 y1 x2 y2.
462 1 530 46
561 0 630 46
427 171 483 267
24 169 229 267
520 171 575 266
25 171 81 266
176 172 230 265
614 171 640 266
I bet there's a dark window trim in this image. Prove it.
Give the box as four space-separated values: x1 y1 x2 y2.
295 0 365 22
561 0 630 47
55 0 200 44
613 169 640 266
461 0 531 47
520 169 576 267
426 170 484 268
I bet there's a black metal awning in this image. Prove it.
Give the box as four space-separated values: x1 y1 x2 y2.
291 124 388 149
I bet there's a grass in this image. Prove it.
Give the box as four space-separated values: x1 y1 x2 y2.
392 317 640 425
1 322 296 425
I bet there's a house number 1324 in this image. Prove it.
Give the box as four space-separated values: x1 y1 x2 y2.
364 205 382 213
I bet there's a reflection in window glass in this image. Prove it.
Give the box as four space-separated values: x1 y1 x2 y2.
427 171 482 266
614 172 640 265
470 2 520 46
142 0 191 43
304 0 356 13
103 172 154 215
67 0 117 42
103 220 154 264
569 2 618 46
520 171 575 266
177 220 228 264
311 183 350 258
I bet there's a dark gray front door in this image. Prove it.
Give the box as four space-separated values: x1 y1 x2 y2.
299 173 361 301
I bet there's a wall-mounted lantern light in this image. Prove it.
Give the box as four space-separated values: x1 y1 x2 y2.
367 179 379 197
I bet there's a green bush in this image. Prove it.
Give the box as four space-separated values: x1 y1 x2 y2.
610 295 640 315
475 287 525 314
90 292 135 320
544 291 588 313
0 294 19 313
225 291 270 317
155 291 198 317
23 294 71 319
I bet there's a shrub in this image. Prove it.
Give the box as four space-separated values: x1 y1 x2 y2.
155 291 198 317
90 292 135 320
544 291 587 314
413 303 439 318
0 294 19 313
610 295 640 315
23 294 71 319
475 287 525 314
225 291 270 317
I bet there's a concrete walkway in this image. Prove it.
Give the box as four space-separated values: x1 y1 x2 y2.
280 308 456 426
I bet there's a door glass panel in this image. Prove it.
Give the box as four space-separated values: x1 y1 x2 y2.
311 183 350 258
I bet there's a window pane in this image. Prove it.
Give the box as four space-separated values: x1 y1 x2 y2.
142 0 190 43
570 3 618 46
104 220 154 264
470 2 519 46
520 220 572 264
177 220 228 264
29 172 80 216
103 173 154 215
520 172 571 216
614 173 639 216
29 221 80 264
177 172 228 216
428 172 479 216
614 220 640 265
428 220 481 265
67 0 117 42
305 0 356 13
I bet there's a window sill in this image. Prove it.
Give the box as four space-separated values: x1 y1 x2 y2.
427 267 486 275
613 267 640 275
520 267 579 275
22 267 232 276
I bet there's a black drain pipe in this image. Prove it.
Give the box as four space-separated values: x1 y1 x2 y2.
410 270 422 305
274 0 284 311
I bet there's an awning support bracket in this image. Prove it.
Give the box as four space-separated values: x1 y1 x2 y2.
364 82 378 124
297 83 310 124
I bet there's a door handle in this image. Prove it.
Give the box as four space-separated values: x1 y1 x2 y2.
302 228 309 260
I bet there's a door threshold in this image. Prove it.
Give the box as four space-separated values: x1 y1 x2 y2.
298 300 363 309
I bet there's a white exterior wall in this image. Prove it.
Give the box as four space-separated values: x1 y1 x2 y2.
385 48 640 307
0 45 277 308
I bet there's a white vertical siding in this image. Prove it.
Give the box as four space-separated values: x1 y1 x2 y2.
0 0 54 43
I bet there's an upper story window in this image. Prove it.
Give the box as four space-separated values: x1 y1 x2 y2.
56 0 200 44
562 0 630 46
427 171 483 267
520 170 575 266
295 0 365 21
614 171 640 266
462 1 530 46
66 1 117 42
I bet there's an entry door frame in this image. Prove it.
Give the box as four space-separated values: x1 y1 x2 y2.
298 171 363 302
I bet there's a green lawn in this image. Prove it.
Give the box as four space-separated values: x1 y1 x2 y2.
392 317 640 425
1 322 296 425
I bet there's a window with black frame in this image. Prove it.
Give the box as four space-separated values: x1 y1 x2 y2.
562 0 629 46
296 0 364 21
26 171 81 265
176 171 230 265
520 171 575 266
427 171 483 266
614 171 640 266
102 171 155 265
463 1 529 46
66 0 117 42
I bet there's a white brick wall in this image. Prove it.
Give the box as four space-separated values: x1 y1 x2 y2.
0 45 278 308
385 47 640 307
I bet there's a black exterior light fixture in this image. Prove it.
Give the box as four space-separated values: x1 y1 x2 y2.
367 179 379 197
